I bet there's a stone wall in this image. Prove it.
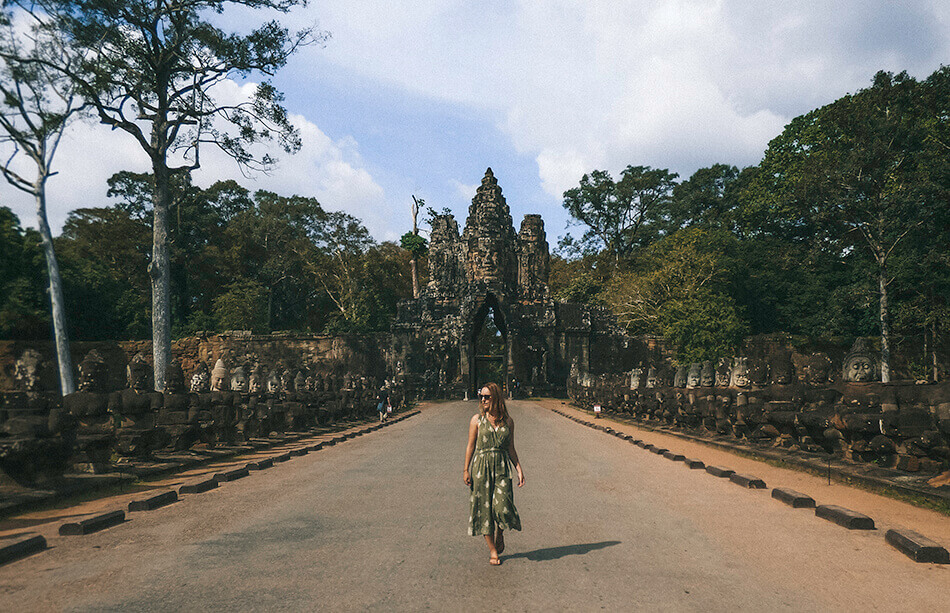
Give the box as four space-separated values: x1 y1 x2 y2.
569 338 950 475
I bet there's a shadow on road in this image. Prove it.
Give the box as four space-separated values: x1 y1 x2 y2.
503 540 621 562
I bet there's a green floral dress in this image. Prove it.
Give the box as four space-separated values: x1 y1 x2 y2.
468 415 522 536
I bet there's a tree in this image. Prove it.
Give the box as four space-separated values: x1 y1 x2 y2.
400 195 427 299
562 165 678 261
0 207 48 338
0 12 81 393
750 70 950 381
10 0 322 390
668 164 742 232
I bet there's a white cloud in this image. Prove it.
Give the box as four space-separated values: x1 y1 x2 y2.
302 0 950 197
1 78 389 240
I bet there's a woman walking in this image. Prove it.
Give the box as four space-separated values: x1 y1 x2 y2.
463 382 524 565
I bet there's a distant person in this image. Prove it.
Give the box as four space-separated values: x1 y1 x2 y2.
463 381 524 566
377 391 388 423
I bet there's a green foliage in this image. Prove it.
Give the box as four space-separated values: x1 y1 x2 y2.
0 210 49 338
659 288 748 362
212 280 269 333
399 232 428 258
562 165 678 260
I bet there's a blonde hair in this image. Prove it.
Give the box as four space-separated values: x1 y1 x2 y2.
479 381 509 424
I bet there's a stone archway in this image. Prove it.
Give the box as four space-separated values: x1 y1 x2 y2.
469 294 508 396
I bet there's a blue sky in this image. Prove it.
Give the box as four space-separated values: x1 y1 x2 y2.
3 0 950 247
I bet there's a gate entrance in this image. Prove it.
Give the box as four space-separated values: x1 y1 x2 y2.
472 296 507 396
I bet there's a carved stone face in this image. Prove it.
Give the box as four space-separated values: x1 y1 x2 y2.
210 359 229 392
230 366 248 392
266 371 280 394
645 367 657 389
673 366 688 388
14 349 43 392
166 360 185 394
78 350 107 392
701 361 715 387
686 363 702 389
249 365 264 393
281 369 294 392
804 354 830 385
294 371 306 391
630 368 643 390
190 362 210 392
715 358 731 387
845 357 875 382
731 358 750 388
128 353 150 391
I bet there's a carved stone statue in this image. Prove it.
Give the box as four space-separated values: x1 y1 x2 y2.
645 366 658 389
843 339 877 383
715 358 731 387
14 349 44 392
700 361 715 387
230 364 248 393
249 363 264 394
109 353 162 457
731 357 750 388
630 368 643 390
686 363 702 389
673 365 688 388
803 353 832 386
210 358 230 392
63 350 114 472
190 362 210 393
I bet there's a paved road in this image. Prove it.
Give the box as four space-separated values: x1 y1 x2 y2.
1 401 948 611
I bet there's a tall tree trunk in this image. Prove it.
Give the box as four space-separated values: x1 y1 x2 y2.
35 184 74 395
879 267 891 383
410 258 419 299
933 320 940 382
150 160 172 391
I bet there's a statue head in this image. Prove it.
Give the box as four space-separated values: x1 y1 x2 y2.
127 353 151 391
803 353 831 386
190 362 210 392
14 348 43 392
715 358 731 387
248 363 264 393
266 369 280 394
748 358 769 387
281 368 295 392
686 363 702 389
645 366 657 389
843 339 877 382
230 364 248 392
769 352 794 385
166 359 185 394
78 350 107 393
210 358 229 392
630 368 643 390
673 365 688 388
731 357 750 388
294 370 307 391
700 361 715 387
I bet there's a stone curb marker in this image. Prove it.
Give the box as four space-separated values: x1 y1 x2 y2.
128 490 178 512
179 477 218 494
885 528 950 564
59 510 125 535
815 505 875 530
0 534 46 565
729 473 767 489
771 488 816 509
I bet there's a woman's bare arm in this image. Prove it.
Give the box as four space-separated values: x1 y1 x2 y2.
507 418 525 487
463 414 478 486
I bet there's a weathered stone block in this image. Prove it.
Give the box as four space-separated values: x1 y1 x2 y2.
706 466 735 478
771 488 816 508
59 510 125 535
128 490 178 512
815 505 875 530
729 473 767 489
0 534 46 565
684 458 705 469
885 528 949 563
179 477 218 494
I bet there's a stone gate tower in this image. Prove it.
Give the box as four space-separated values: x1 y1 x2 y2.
391 168 630 398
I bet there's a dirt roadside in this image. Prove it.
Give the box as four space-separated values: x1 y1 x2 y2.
536 398 950 546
